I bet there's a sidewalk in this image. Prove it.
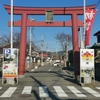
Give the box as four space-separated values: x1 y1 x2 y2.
62 66 100 87
66 66 74 76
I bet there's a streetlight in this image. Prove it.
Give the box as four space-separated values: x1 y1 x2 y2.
5 0 14 85
29 18 35 70
83 0 86 48
11 0 13 50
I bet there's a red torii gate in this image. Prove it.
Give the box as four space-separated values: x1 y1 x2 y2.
4 4 96 77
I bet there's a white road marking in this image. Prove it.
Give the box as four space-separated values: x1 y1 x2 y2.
0 87 17 97
96 87 100 90
53 86 68 97
1 86 100 98
39 86 49 97
21 86 32 94
48 67 54 71
48 68 52 71
83 87 100 97
67 86 86 97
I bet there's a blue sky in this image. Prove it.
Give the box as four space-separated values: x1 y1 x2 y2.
0 0 100 52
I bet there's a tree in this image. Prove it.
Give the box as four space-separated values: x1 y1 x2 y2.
55 32 72 51
0 32 40 55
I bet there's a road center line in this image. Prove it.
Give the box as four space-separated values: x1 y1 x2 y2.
48 67 54 71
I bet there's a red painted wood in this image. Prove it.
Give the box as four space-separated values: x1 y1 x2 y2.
4 4 95 15
72 13 80 75
18 13 27 75
8 20 83 27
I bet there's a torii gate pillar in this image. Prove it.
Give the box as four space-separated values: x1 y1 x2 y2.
72 13 80 75
19 14 27 77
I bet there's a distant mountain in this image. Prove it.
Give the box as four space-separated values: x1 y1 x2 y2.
51 51 64 54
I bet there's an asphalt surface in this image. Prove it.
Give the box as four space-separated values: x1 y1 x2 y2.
0 66 100 100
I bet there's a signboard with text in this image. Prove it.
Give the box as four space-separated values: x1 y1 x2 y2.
45 10 53 22
80 49 95 84
2 48 18 84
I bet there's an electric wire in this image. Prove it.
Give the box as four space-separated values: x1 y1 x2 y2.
95 0 100 9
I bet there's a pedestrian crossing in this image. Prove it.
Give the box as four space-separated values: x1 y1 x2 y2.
0 86 100 98
21 86 32 94
53 86 68 97
82 87 100 97
0 87 17 97
67 86 86 97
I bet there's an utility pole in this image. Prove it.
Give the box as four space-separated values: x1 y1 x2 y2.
29 18 35 70
56 48 57 54
29 24 32 70
46 43 48 58
41 35 44 66
65 36 68 67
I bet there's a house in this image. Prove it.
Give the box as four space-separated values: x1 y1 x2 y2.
90 30 100 80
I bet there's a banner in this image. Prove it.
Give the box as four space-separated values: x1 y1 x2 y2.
80 49 95 84
85 9 97 46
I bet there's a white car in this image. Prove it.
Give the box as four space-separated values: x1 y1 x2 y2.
53 62 59 66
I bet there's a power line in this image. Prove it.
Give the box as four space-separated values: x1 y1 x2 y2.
32 31 40 42
0 28 10 32
95 0 100 9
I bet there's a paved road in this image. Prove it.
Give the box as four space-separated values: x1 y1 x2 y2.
0 65 100 100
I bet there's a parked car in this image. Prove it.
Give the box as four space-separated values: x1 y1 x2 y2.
53 62 59 66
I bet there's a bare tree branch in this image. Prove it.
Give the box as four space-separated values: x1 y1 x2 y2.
55 32 72 51
0 32 40 54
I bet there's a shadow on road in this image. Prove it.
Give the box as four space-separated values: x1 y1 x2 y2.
29 66 80 86
30 76 61 100
30 76 87 100
0 71 2 77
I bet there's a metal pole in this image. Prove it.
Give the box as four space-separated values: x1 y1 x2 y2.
83 0 86 48
29 18 35 70
65 36 68 67
64 36 68 67
80 27 82 49
11 0 13 49
6 0 14 85
29 26 32 69
66 36 68 62
46 43 48 58
56 48 57 54
41 35 44 66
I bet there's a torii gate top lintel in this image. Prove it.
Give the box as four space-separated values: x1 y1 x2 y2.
4 4 96 15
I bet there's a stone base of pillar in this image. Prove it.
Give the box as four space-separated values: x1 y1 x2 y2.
18 74 25 78
41 62 44 66
6 78 15 84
